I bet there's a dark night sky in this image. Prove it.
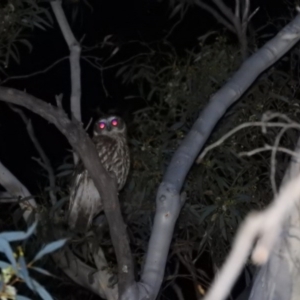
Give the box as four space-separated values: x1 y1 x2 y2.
0 0 292 192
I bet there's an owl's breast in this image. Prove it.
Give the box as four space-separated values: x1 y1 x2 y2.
95 136 130 190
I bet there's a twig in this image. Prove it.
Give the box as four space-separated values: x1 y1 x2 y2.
82 52 151 71
239 144 300 159
9 105 57 205
196 121 300 163
171 283 185 300
0 198 19 203
0 56 68 85
164 4 189 40
84 117 93 131
55 94 63 110
197 112 300 198
196 1 235 33
0 195 35 203
197 0 253 59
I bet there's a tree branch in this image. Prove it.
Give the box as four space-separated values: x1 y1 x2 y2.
0 161 36 221
203 136 300 300
51 0 81 164
0 159 117 299
141 13 300 300
0 87 135 297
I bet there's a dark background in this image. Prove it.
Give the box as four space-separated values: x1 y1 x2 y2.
0 0 289 193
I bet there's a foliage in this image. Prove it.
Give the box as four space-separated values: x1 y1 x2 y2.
1 1 299 299
0 221 67 300
0 0 52 73
115 35 300 293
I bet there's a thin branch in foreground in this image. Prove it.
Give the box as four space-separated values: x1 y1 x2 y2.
197 112 299 199
203 169 300 300
239 144 300 160
196 121 300 163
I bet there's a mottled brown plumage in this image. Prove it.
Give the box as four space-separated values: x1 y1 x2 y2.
67 116 130 232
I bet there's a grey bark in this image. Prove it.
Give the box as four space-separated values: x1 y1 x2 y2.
249 139 300 300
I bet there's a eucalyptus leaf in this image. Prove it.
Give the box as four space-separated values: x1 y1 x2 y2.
33 239 67 262
31 267 56 278
16 296 32 300
0 239 17 269
0 221 37 242
18 256 33 290
31 279 53 300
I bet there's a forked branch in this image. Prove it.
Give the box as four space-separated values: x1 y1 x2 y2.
0 87 134 297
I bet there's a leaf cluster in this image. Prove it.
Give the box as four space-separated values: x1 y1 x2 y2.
0 222 67 300
0 0 52 73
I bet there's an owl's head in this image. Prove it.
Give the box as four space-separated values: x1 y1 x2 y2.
93 116 127 137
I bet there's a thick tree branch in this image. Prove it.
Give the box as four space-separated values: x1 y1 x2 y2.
0 87 134 297
141 12 300 300
164 14 300 190
51 1 81 123
52 246 117 299
51 0 81 164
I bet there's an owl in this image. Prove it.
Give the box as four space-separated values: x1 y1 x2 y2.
67 115 130 232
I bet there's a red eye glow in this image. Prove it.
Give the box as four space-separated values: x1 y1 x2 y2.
99 122 106 129
111 119 118 126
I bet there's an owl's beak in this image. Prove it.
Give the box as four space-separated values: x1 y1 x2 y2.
106 124 112 131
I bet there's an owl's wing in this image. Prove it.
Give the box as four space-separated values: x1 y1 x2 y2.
67 162 102 232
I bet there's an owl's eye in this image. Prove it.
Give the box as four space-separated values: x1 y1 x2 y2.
99 122 106 129
111 119 118 127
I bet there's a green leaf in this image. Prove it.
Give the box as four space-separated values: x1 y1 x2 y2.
33 239 67 262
